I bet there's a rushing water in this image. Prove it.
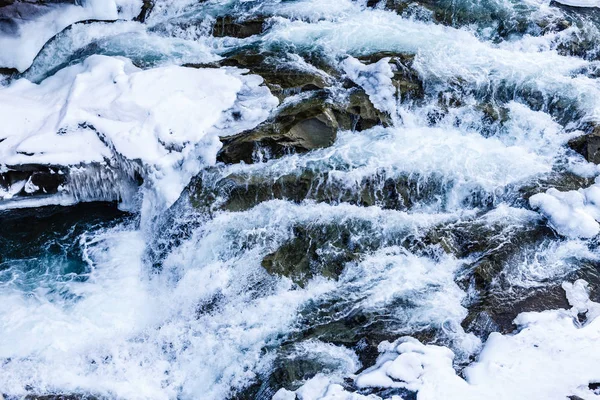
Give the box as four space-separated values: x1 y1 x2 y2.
2 0 600 399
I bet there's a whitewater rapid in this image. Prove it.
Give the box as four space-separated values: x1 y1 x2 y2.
2 0 600 399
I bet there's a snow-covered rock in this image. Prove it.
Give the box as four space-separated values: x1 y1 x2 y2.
530 178 600 238
281 279 600 400
0 55 278 209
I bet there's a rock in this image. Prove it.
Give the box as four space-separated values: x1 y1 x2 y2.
212 15 266 38
0 164 67 198
568 125 600 163
187 48 330 101
462 285 570 335
218 92 338 164
261 224 359 286
134 0 154 23
335 88 392 131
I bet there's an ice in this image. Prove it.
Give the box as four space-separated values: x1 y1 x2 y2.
0 55 277 208
0 0 143 72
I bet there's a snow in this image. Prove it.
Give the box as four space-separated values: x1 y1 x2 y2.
285 279 600 400
530 178 600 239
0 0 143 72
274 374 392 400
341 56 398 118
0 55 277 208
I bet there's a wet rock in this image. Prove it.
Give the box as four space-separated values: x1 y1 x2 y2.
0 165 67 198
187 48 330 101
463 285 570 335
212 15 266 38
134 0 154 23
568 125 600 164
261 224 359 286
335 88 392 131
518 171 594 204
378 0 535 39
218 92 338 164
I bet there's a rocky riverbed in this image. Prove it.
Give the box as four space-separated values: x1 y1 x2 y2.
2 0 600 399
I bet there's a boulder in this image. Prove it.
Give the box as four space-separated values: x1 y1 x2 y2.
568 125 600 163
218 92 338 164
261 224 358 286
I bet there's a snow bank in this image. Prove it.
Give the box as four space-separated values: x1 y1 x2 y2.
282 279 600 400
0 0 143 72
0 55 277 208
530 179 600 238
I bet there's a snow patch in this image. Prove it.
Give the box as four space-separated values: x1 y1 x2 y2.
287 279 600 400
341 56 398 119
530 178 600 238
